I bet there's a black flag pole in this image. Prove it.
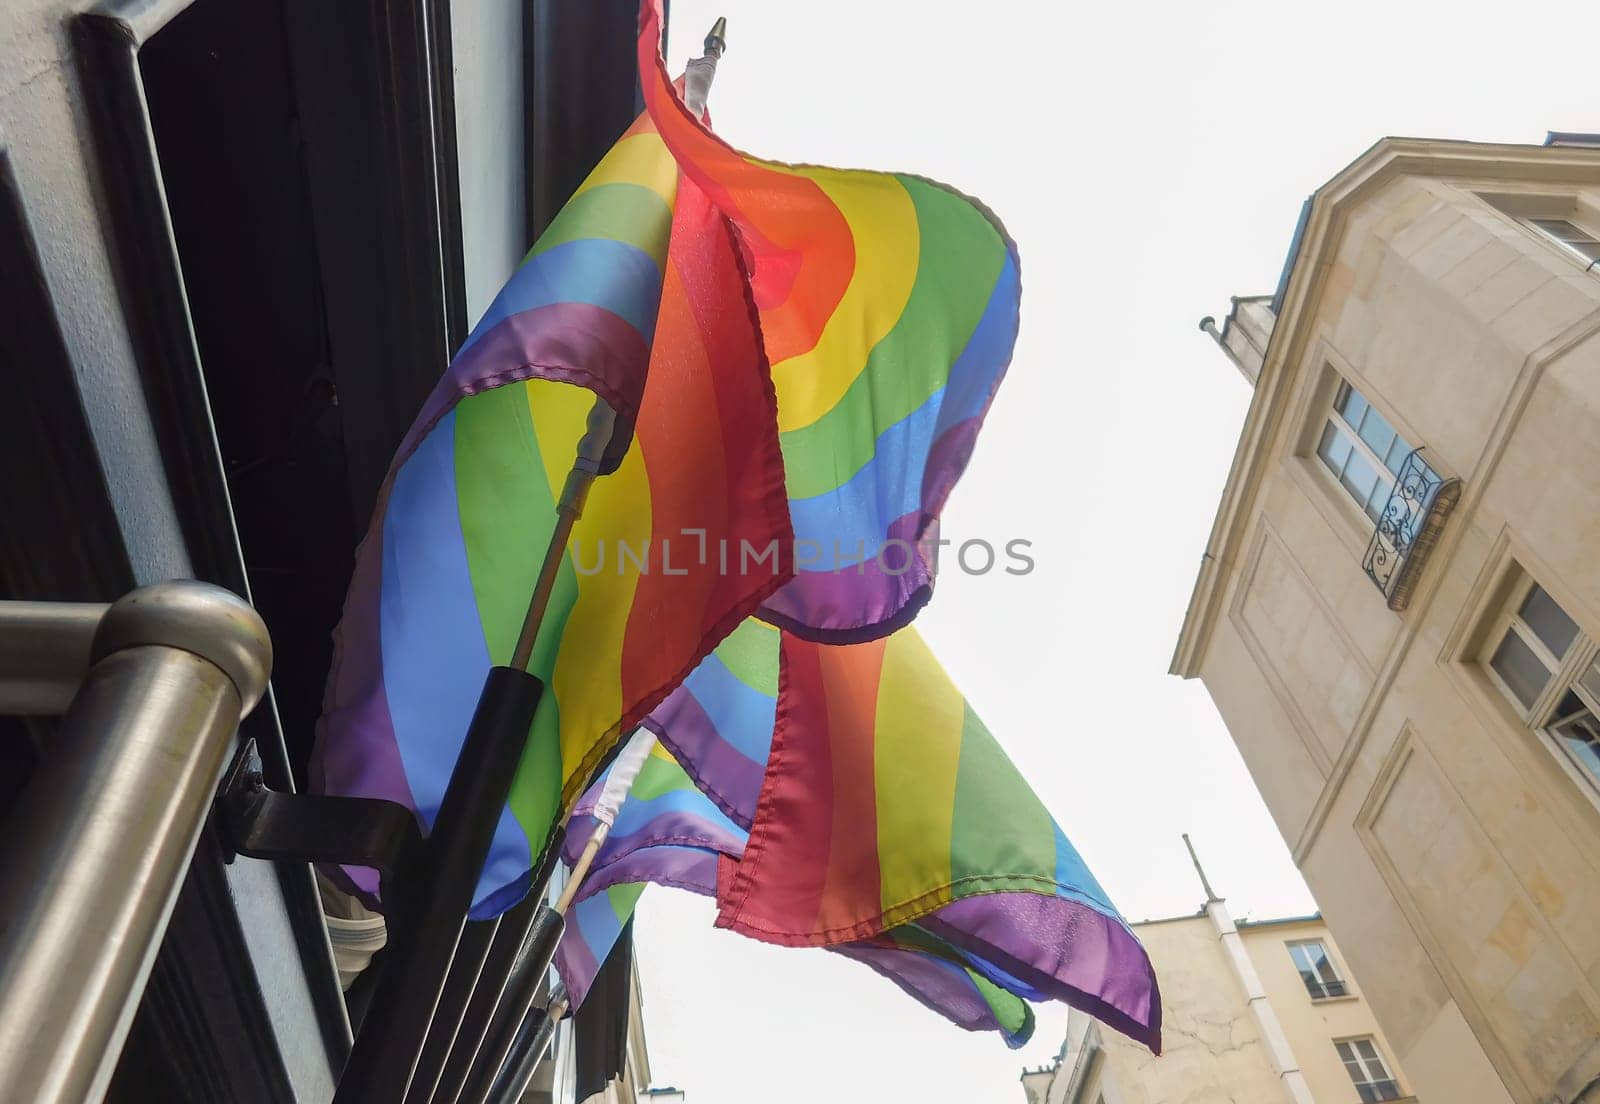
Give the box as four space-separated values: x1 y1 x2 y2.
484 987 567 1104
457 727 657 1104
335 398 616 1103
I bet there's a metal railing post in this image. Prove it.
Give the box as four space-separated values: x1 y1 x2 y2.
0 580 271 1104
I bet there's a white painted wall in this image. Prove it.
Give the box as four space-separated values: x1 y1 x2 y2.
450 0 527 326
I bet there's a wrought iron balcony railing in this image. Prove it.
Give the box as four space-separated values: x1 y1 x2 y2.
1363 449 1462 611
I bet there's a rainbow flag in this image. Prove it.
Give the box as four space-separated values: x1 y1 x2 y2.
311 118 792 918
639 1 1021 644
644 622 1162 1051
556 750 1034 1045
640 616 781 827
558 882 649 1011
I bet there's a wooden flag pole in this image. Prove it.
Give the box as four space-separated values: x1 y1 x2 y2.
510 400 616 671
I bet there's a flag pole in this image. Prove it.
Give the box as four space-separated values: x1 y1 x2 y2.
483 987 566 1104
335 398 617 1103
457 731 658 1104
356 20 727 1101
468 31 731 1097
510 401 616 670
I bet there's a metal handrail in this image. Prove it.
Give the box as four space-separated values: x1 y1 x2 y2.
0 580 272 1104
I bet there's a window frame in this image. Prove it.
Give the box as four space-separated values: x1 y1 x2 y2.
1482 574 1600 801
1286 939 1349 1001
1334 1036 1403 1103
1312 377 1416 526
1525 217 1600 269
1479 191 1600 274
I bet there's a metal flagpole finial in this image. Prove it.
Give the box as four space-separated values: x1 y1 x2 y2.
704 16 727 58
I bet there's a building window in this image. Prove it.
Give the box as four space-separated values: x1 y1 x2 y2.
1526 217 1600 269
1336 1038 1402 1102
1315 380 1415 524
1287 940 1347 1000
1484 579 1600 790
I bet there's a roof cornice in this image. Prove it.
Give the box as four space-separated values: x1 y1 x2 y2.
1170 137 1600 678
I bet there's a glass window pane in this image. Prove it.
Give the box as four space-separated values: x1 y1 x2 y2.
1491 630 1552 709
1365 477 1392 523
1341 450 1380 509
1580 658 1600 704
1318 422 1353 476
1383 434 1411 477
1531 219 1600 264
1550 691 1588 725
1355 1039 1380 1063
1533 218 1588 244
1519 586 1579 659
1339 385 1368 427
1357 404 1399 463
1552 709 1600 785
1303 942 1328 975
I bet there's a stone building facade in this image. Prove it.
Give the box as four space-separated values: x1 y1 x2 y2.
1022 872 1413 1104
1173 136 1600 1104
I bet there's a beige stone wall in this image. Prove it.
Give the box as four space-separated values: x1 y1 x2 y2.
1180 144 1600 1104
1238 919 1408 1102
1087 916 1282 1104
1043 914 1413 1104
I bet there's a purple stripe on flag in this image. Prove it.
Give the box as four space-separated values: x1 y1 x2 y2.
554 905 606 1010
831 942 1030 1046
573 845 721 905
396 302 651 478
926 892 1162 1054
757 509 935 645
645 690 767 829
310 522 415 902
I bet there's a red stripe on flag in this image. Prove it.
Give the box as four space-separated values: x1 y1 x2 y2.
716 635 888 942
637 0 854 363
813 638 886 935
618 175 792 725
716 633 833 936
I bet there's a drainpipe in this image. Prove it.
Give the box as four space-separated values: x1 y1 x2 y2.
1184 835 1315 1104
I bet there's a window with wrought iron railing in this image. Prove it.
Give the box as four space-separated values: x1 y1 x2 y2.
1312 375 1460 611
1316 381 1413 525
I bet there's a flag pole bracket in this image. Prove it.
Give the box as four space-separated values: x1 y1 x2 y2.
215 737 423 906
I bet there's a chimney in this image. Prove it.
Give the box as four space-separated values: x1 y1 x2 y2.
1199 294 1275 387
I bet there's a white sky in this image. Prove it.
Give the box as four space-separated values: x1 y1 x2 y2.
634 2 1600 1101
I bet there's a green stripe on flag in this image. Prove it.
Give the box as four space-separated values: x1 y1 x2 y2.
779 177 1008 499
950 702 1055 887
